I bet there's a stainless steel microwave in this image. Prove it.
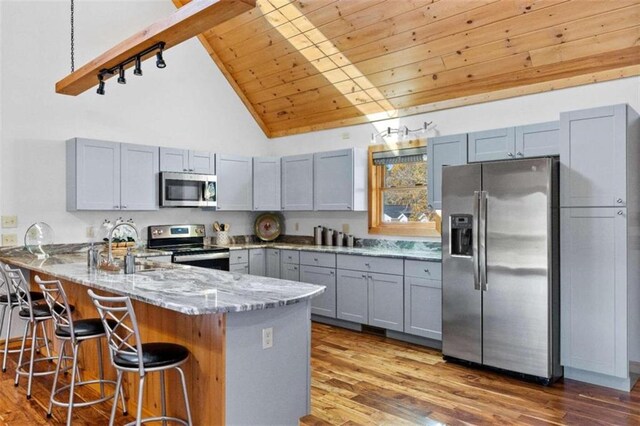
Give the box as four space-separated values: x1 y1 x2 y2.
160 172 217 208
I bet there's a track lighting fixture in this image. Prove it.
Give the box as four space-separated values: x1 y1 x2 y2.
156 49 166 69
117 66 126 84
133 56 143 76
95 42 166 95
96 75 105 95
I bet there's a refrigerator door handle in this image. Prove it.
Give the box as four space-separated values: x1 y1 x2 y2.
473 191 480 291
480 190 488 291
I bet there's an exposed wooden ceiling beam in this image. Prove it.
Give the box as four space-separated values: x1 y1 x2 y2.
55 0 256 96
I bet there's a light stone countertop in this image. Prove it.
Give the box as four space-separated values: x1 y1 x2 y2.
222 242 442 262
0 253 325 316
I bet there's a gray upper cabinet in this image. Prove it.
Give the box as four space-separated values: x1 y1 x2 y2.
189 151 215 174
253 157 281 211
249 249 266 276
67 138 121 211
468 127 516 162
515 121 559 158
265 249 281 279
302 265 336 318
159 148 189 172
368 272 404 332
560 104 629 207
67 138 158 211
314 148 367 211
120 143 159 211
336 269 368 324
216 154 253 211
561 207 628 378
160 148 214 174
428 133 467 210
281 154 314 210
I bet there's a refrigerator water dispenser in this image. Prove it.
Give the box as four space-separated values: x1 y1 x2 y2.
450 214 473 256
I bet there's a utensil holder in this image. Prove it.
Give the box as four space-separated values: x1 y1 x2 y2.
214 231 231 246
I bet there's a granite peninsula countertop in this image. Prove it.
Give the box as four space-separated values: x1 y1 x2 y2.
0 251 325 316
223 243 442 262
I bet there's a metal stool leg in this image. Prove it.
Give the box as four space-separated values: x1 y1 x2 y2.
26 321 38 398
47 340 66 417
176 366 193 426
14 321 28 386
65 343 79 426
109 370 124 426
136 375 146 426
97 339 105 398
40 321 51 359
0 304 10 372
160 370 167 426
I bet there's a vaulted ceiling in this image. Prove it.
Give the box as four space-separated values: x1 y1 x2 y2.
173 0 640 138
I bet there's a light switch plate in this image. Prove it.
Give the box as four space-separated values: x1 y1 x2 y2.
2 234 17 246
1 216 17 228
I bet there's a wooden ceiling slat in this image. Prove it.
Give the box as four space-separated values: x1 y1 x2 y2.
243 0 622 114
442 3 640 70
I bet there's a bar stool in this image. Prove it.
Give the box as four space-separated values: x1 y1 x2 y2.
3 264 65 399
35 277 127 426
88 290 193 426
0 261 45 373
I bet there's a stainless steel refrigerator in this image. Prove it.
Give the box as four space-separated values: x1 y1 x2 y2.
442 157 562 383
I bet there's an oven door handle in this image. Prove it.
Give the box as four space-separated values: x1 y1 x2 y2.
173 253 230 262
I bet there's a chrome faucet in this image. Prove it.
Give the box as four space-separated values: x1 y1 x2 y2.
107 222 139 264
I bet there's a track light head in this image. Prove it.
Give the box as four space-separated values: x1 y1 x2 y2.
117 66 126 84
156 51 166 69
96 75 105 95
134 56 143 76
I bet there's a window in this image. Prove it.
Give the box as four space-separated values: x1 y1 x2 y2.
368 140 441 237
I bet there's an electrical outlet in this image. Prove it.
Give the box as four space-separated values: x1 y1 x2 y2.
262 327 273 349
342 223 350 234
1 216 17 228
341 132 350 140
2 234 17 246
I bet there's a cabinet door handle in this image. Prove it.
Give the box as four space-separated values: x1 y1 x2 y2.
618 210 624 216
121 205 127 209
314 258 318 262
516 152 523 157
507 152 515 158
364 263 370 267
424 269 430 273
617 198 624 204
183 169 188 172
362 274 367 278
293 266 298 270
329 271 334 275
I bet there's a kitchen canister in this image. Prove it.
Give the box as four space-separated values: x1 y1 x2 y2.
334 230 343 247
346 234 355 247
323 227 333 246
314 226 323 245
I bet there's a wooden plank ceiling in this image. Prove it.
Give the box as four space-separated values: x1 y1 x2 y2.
173 0 640 137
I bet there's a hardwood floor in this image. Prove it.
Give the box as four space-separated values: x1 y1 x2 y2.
1 323 639 425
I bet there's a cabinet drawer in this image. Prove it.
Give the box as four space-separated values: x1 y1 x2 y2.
337 254 403 275
300 251 336 268
404 260 441 282
229 263 249 274
281 250 300 264
230 250 249 264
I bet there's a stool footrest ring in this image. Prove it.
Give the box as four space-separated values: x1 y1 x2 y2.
50 379 119 408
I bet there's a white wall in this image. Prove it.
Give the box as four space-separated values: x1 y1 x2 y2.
0 0 270 243
269 76 640 240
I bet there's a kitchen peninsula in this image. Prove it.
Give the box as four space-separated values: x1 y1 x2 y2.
0 247 324 425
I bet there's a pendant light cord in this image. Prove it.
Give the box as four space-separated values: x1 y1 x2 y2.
70 0 75 72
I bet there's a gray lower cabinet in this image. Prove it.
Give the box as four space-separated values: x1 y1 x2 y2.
216 154 253 211
561 207 628 378
281 263 300 281
336 270 368 324
515 121 559 158
253 157 281 211
427 133 467 210
404 276 442 340
560 104 630 207
368 272 404 332
249 249 266 276
301 265 336 318
265 249 281 279
281 154 314 210
229 263 249 274
468 127 516 162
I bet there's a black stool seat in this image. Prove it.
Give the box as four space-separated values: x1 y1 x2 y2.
55 318 116 339
114 343 189 369
19 303 75 319
0 291 44 304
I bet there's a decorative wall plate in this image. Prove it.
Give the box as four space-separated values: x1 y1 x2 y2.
254 213 282 242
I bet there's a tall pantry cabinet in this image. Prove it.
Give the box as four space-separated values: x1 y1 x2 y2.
559 104 640 391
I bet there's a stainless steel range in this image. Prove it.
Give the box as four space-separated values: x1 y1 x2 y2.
147 224 230 271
